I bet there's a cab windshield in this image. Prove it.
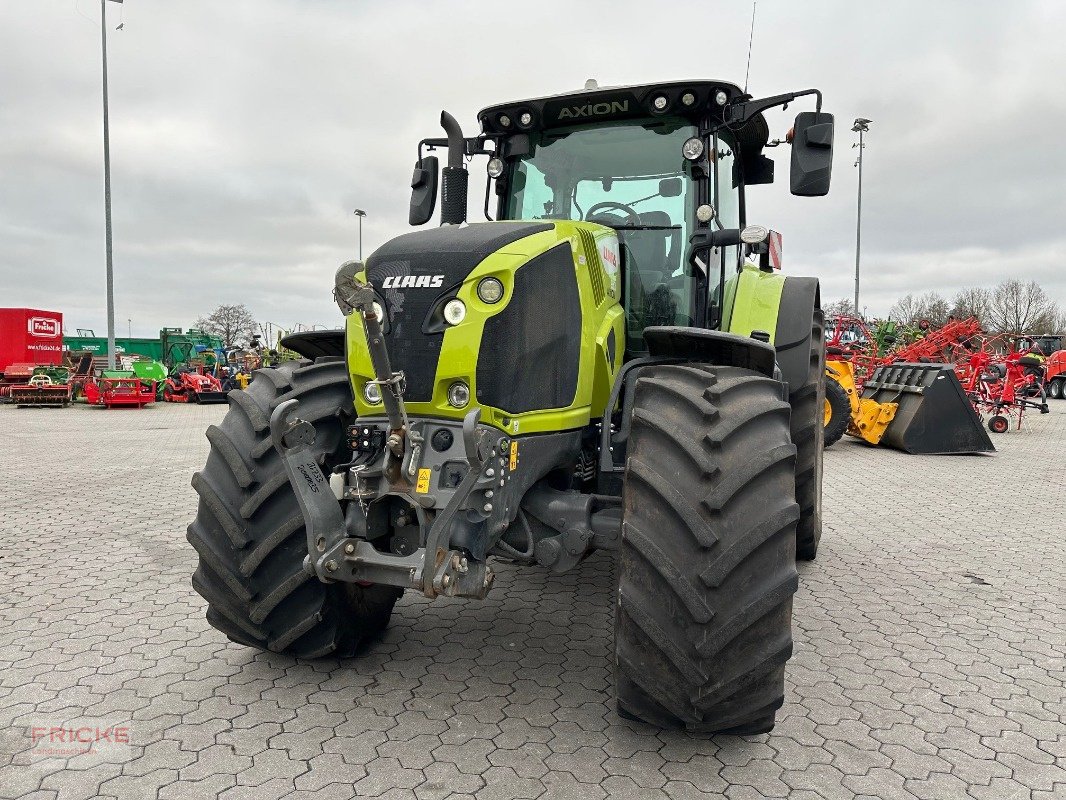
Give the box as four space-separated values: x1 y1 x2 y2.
503 119 700 350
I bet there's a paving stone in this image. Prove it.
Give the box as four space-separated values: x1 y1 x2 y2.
1 389 1062 800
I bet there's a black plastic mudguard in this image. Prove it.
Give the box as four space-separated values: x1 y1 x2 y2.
773 276 820 395
642 326 777 378
280 330 345 360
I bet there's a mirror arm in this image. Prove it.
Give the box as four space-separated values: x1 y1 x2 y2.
418 135 497 162
727 88 823 126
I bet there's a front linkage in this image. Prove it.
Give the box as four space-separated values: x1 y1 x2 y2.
272 270 496 599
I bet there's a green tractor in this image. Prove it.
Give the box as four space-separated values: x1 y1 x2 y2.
187 79 835 734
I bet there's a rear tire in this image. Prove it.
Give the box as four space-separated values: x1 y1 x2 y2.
187 358 401 658
790 310 825 561
1049 378 1063 400
615 364 800 733
823 375 851 448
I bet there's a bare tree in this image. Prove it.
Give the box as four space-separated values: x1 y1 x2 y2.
918 291 951 328
195 304 259 348
889 294 922 326
986 280 1061 334
823 298 856 318
890 292 951 328
949 287 992 328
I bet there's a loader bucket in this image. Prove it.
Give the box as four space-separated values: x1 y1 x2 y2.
192 391 228 404
859 363 994 454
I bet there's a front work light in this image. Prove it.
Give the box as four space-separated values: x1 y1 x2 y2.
477 277 504 304
682 137 705 160
364 381 382 405
443 299 467 325
486 158 504 178
447 381 470 408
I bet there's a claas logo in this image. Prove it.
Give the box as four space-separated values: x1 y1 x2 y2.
28 317 61 337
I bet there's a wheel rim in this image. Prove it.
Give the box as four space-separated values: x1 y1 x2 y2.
824 398 833 426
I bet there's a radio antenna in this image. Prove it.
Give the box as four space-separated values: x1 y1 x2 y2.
744 1 757 93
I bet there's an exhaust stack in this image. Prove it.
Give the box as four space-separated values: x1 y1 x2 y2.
439 111 468 225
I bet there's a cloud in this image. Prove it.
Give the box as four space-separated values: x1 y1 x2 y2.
1 0 1063 337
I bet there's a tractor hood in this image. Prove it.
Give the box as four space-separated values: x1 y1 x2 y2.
347 220 624 435
362 222 553 402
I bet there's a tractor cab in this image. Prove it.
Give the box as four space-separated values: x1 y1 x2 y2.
410 80 834 356
498 116 705 354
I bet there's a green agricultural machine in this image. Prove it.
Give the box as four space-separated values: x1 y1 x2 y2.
188 79 835 734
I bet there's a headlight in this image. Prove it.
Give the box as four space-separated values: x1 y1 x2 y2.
447 381 470 408
443 299 466 325
652 95 668 111
741 225 770 244
363 381 382 405
714 90 728 106
682 137 705 161
477 277 504 304
486 158 504 178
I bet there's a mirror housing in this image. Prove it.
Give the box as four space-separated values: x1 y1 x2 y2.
659 177 683 197
790 111 834 196
409 155 439 226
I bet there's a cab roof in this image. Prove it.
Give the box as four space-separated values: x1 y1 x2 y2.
477 79 767 154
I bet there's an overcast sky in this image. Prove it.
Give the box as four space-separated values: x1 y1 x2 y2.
1 1 1064 336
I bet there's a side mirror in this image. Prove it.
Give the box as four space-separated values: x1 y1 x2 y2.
409 155 439 225
659 177 683 197
790 111 834 196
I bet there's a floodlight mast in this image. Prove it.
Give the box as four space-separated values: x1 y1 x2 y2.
101 0 123 369
852 117 871 317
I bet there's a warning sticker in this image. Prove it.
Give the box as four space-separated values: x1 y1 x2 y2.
415 468 432 494
509 441 518 471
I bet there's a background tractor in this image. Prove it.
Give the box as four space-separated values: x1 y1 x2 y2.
188 79 836 734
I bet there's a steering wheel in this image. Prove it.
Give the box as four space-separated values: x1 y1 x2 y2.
584 201 641 226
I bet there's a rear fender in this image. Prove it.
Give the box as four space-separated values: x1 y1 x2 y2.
723 264 820 393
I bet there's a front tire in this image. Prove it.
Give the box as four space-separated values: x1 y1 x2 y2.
187 358 401 658
823 374 851 448
615 365 799 733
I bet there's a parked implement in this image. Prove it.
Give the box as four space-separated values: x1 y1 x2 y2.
10 369 72 408
823 359 896 447
163 367 227 404
188 79 836 734
860 363 994 453
83 373 156 408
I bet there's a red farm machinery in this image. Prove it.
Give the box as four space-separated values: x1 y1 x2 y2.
83 373 157 408
162 366 227 404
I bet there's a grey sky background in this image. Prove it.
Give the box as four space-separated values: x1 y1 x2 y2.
1 0 1064 335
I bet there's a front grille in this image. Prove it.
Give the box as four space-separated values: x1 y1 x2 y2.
366 222 552 402
476 243 581 415
577 228 605 305
366 257 441 401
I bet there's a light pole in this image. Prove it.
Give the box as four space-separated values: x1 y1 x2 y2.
852 118 871 319
101 0 123 368
353 208 367 261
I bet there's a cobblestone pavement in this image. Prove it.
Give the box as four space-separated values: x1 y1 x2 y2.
0 398 1063 800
